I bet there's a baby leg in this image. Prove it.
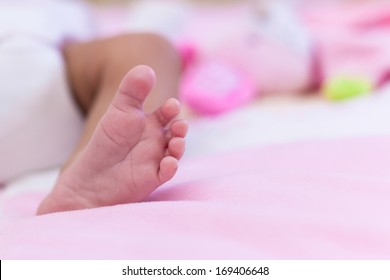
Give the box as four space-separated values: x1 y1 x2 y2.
37 34 187 214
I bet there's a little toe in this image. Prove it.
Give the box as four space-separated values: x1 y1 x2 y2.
168 137 186 159
152 98 181 126
113 65 156 112
159 156 178 183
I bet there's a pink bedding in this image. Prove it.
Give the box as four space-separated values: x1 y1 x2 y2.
1 1 390 261
1 136 389 259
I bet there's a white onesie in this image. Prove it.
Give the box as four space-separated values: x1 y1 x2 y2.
0 0 93 183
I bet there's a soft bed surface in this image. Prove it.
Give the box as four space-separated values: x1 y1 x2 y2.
2 87 390 259
2 2 390 260
1 136 390 259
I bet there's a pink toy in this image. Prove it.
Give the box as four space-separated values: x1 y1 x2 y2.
178 2 313 115
180 57 256 115
304 1 390 97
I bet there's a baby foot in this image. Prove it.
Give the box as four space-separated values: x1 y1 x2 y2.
37 65 188 215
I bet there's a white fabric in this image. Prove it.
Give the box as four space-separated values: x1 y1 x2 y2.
0 0 93 45
0 0 92 182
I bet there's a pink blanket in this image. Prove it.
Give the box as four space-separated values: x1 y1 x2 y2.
1 136 389 259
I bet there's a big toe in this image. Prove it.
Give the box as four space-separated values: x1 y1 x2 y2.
113 65 156 112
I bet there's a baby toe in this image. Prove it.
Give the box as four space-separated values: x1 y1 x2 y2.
170 120 189 138
158 156 178 183
168 137 186 159
152 98 181 126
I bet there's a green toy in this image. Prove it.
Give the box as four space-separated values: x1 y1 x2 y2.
323 76 374 101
